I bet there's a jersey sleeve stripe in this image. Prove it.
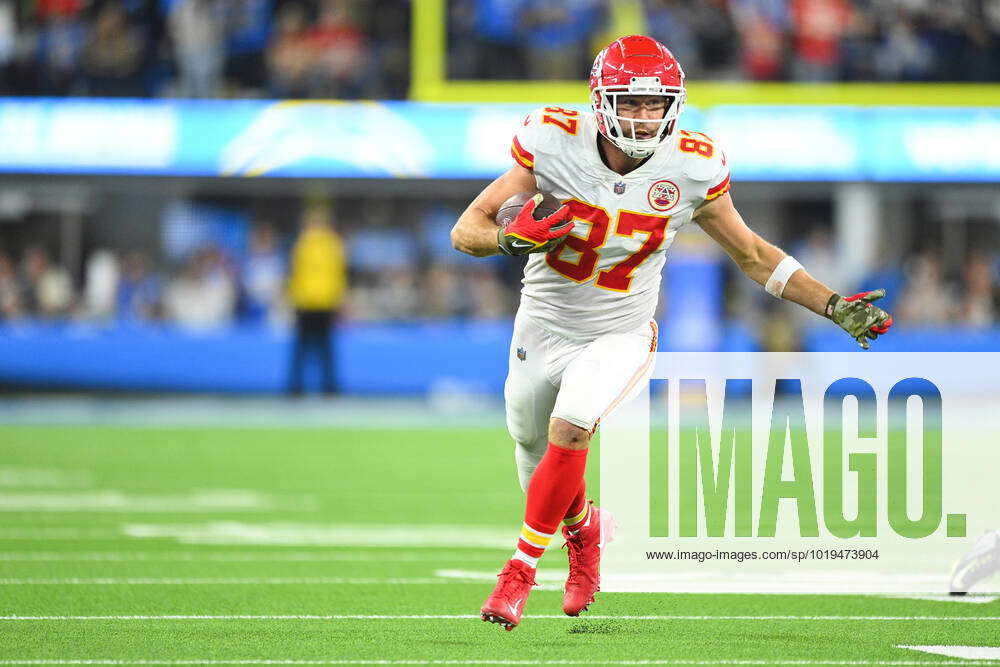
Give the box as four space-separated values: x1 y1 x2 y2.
511 136 535 169
705 173 731 201
511 147 534 170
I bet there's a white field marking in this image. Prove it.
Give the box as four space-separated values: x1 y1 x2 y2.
901 646 1000 660
0 577 489 585
0 577 562 591
436 569 565 583
589 571 998 595
1 614 997 621
0 528 121 540
0 469 92 488
0 395 507 429
0 551 506 562
883 594 1000 604
121 522 515 548
0 490 292 513
436 570 994 596
0 661 999 666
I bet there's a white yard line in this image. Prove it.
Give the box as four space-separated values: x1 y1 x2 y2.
434 570 1000 596
119 523 515 549
0 528 121 540
436 569 564 582
0 551 505 562
0 490 285 513
0 396 506 428
0 660 999 666
0 614 1000 622
0 578 486 586
900 646 1000 660
883 594 999 604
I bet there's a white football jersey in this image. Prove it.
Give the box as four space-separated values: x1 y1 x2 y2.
509 106 731 340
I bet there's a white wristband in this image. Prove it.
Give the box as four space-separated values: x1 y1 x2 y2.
765 256 803 298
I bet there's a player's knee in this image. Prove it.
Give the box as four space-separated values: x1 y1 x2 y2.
504 379 541 447
548 418 590 450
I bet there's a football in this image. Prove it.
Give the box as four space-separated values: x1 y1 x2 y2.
495 191 563 229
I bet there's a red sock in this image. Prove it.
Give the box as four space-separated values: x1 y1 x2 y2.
563 482 588 532
515 443 588 564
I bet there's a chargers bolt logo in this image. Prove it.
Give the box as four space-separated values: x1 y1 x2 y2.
648 180 680 211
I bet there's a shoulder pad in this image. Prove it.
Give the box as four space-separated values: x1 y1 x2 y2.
529 107 587 153
678 130 727 183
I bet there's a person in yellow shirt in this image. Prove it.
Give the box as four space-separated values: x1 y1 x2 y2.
287 204 347 395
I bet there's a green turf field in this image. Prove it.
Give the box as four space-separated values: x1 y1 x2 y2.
1 421 998 665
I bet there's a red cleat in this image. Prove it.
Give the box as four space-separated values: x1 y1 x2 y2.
562 502 616 616
480 559 537 631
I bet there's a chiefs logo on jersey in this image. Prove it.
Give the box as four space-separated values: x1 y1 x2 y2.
647 180 680 212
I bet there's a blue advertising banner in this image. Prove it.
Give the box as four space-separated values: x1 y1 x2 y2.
702 106 864 181
866 107 1000 182
0 98 997 181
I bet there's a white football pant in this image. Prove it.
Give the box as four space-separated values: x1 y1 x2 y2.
504 311 657 491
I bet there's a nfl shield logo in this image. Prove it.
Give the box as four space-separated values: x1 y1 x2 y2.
516 347 527 361
614 181 626 195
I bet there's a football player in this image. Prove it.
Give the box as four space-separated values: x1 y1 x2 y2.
451 35 893 631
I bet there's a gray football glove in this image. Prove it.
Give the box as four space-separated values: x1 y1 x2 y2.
825 289 894 350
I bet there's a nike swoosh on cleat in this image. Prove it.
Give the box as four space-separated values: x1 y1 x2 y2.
507 597 523 618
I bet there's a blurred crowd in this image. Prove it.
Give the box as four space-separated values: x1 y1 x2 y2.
0 0 409 99
0 200 517 331
1 0 998 101
0 202 998 340
451 0 1000 82
742 228 1000 351
0 242 254 328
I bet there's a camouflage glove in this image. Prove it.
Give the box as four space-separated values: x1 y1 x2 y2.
825 289 894 350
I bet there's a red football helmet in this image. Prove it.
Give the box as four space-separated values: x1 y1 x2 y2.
589 35 686 159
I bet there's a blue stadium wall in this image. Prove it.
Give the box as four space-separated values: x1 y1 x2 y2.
0 321 994 395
